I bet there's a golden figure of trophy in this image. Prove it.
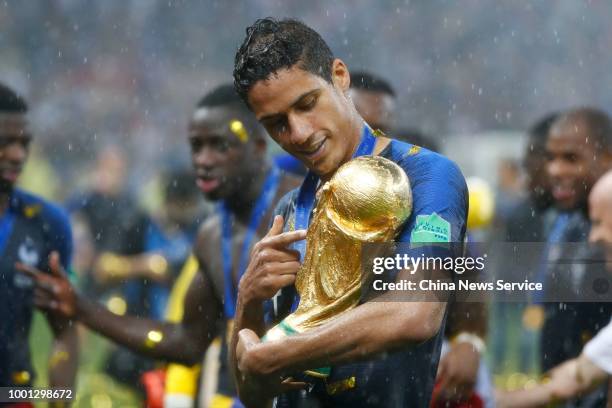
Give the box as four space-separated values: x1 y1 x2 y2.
265 156 412 365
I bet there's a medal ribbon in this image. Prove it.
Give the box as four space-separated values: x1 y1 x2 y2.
220 166 282 318
532 212 571 304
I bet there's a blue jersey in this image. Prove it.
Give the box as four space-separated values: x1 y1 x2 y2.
0 189 73 387
267 139 468 407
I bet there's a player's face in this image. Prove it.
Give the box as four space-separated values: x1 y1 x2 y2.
0 113 30 193
248 60 355 179
546 122 608 210
524 148 551 202
188 106 259 201
348 88 395 133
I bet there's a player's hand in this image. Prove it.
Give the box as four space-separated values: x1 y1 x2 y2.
238 215 306 304
435 341 480 402
545 360 582 401
494 360 584 408
236 329 307 400
16 251 78 319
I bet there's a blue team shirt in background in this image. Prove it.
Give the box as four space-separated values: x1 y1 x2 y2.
267 139 468 407
0 188 73 387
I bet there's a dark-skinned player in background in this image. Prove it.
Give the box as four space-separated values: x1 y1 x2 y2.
0 82 78 408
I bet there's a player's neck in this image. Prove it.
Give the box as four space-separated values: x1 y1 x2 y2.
226 164 271 222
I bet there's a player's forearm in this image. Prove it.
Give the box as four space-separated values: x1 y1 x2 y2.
48 324 78 389
500 357 608 408
76 296 205 364
255 300 446 376
230 298 266 405
574 354 608 395
497 387 554 408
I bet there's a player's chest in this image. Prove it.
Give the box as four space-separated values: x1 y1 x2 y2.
203 223 264 297
0 222 48 291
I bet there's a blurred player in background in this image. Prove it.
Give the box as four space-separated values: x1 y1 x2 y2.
0 82 78 407
348 70 396 133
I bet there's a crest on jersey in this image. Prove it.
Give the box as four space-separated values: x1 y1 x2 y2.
13 238 40 289
18 237 40 266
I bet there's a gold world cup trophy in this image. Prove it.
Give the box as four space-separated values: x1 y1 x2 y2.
264 155 412 377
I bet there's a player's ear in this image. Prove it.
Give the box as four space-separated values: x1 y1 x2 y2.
331 59 350 93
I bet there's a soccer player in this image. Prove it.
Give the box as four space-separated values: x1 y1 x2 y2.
20 84 300 406
0 82 77 406
230 18 468 407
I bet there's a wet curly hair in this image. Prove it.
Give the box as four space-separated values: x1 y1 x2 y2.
233 18 334 107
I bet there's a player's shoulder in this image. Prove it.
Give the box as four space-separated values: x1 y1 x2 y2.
384 139 463 180
197 211 221 242
12 188 71 229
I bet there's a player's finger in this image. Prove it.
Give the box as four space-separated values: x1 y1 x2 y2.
15 262 45 281
33 291 58 311
48 251 67 278
264 215 285 238
267 273 297 290
258 248 301 263
35 279 58 294
265 229 307 248
280 378 308 392
267 261 302 276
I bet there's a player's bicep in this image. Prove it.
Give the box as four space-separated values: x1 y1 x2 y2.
182 268 221 340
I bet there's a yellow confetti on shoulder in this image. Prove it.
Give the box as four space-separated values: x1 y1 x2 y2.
408 145 421 155
24 204 42 218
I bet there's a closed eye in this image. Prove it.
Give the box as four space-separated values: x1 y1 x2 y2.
296 95 317 111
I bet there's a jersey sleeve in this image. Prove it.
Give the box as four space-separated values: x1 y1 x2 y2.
396 152 468 258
